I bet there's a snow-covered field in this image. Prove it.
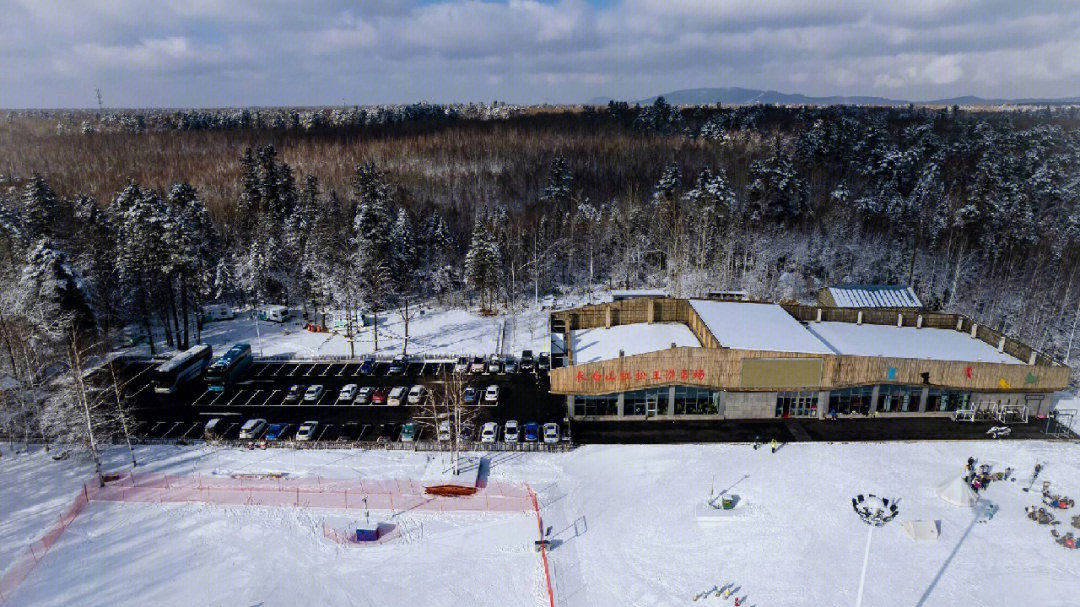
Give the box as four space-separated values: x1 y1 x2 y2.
3 438 1079 606
139 304 553 360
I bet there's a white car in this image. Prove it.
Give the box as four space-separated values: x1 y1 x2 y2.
504 420 519 442
543 422 559 444
388 385 408 406
356 386 373 404
408 384 425 404
338 384 358 402
480 422 498 443
239 418 267 439
203 417 225 439
453 356 470 374
484 384 499 403
295 421 319 441
437 420 452 441
304 385 325 402
486 355 502 374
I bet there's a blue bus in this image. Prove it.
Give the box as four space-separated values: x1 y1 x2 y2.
206 343 253 392
153 345 213 394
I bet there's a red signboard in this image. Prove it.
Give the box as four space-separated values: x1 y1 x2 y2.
575 368 707 383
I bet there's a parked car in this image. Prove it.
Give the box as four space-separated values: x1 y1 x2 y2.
203 417 225 439
358 358 375 375
400 422 418 442
538 353 550 371
469 356 486 374
295 421 319 441
341 422 360 441
460 424 474 442
388 386 408 406
480 422 498 443
356 386 374 404
304 384 325 402
504 420 519 442
376 423 398 444
388 355 409 375
543 422 559 444
371 387 388 405
520 350 535 371
463 386 478 404
486 355 502 374
484 384 500 403
338 384 358 402
503 356 518 374
437 419 451 441
264 423 288 441
283 384 304 403
408 384 425 404
453 356 470 374
239 418 267 439
523 422 539 442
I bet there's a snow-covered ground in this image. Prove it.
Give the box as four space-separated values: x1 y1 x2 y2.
136 304 553 360
3 439 1079 606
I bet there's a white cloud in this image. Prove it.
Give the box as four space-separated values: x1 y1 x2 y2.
2 0 1080 107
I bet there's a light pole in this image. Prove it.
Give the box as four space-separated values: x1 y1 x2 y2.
850 494 899 607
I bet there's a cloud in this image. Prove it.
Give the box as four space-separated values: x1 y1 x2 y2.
2 0 1079 107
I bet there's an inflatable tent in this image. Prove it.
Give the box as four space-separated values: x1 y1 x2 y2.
902 520 941 541
937 476 978 507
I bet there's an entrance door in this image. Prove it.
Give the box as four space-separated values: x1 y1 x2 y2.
645 392 659 418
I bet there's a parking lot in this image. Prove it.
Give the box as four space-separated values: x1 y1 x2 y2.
120 358 567 445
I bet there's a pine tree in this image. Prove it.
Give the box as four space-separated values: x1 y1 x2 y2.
351 164 394 352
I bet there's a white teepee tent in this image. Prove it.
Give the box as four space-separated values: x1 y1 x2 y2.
936 476 978 507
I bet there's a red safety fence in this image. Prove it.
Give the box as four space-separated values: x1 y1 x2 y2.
527 484 556 607
0 485 90 605
0 472 532 606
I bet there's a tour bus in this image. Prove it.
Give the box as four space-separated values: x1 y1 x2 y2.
153 344 213 395
258 305 290 323
205 343 253 392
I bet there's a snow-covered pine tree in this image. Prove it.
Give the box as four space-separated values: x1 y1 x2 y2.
351 164 394 352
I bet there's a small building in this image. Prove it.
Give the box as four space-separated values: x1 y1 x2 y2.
549 297 1067 422
611 289 668 302
818 284 922 310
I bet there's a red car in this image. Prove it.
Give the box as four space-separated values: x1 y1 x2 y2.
371 387 388 405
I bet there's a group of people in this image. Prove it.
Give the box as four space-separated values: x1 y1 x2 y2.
963 456 1014 494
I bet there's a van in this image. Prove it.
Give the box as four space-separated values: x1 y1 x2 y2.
388 386 408 406
239 418 267 439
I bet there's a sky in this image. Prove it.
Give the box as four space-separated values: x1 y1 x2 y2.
2 0 1079 108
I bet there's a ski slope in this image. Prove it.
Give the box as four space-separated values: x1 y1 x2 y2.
2 439 1078 606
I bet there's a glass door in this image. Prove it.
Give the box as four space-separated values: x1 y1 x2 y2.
645 392 659 417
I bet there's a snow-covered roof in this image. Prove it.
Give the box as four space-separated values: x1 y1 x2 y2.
571 323 700 363
805 322 1024 364
826 284 921 308
689 301 834 354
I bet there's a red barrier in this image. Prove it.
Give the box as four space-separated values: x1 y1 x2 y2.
527 484 556 607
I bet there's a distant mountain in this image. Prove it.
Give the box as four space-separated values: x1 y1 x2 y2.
588 87 1080 107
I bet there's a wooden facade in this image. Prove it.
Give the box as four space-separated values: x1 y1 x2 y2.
550 346 1070 395
550 297 1069 396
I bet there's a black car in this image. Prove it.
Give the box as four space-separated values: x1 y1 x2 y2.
376 423 398 444
537 353 550 371
520 350 535 371
341 422 360 441
388 355 409 375
358 358 375 375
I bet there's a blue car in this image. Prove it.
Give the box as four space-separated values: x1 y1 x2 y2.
463 386 478 404
264 423 288 441
359 358 375 375
523 422 540 442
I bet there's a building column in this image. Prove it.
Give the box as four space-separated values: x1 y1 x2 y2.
616 392 625 417
919 387 929 413
818 390 828 419
668 386 675 416
566 395 575 418
869 385 881 413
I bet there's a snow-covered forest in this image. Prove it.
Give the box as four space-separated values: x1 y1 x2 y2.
3 100 1080 442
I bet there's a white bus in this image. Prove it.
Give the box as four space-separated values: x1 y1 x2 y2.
153 344 213 394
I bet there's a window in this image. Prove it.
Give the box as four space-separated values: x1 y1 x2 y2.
573 394 618 417
926 390 970 412
674 386 720 415
776 391 818 418
828 386 873 415
623 388 670 416
878 385 922 412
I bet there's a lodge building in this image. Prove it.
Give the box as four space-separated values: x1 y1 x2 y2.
548 296 1070 421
